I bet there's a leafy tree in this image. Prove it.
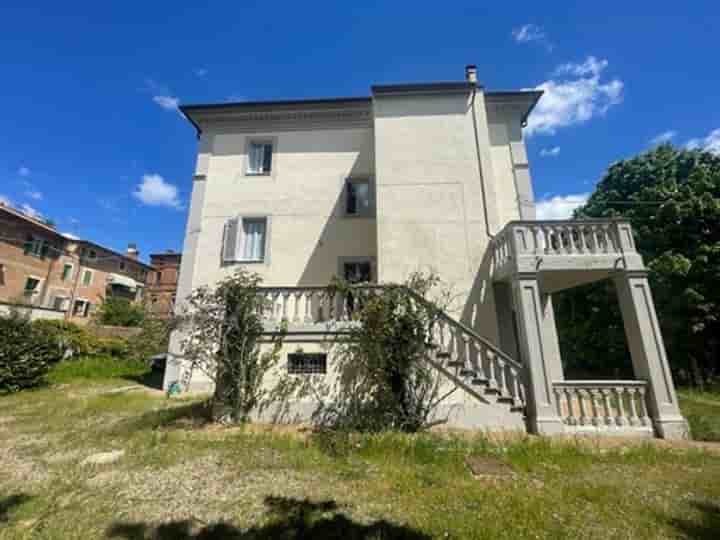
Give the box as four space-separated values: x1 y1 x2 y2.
555 144 720 386
95 297 145 327
178 269 285 423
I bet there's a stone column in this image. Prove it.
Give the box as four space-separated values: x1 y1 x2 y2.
512 273 564 434
614 271 688 439
540 293 564 382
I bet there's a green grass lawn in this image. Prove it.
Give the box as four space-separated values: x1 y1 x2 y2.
0 359 719 539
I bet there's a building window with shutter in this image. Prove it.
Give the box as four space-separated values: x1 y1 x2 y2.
23 235 50 258
82 269 93 286
246 141 273 175
287 353 327 375
61 263 73 281
223 216 269 263
23 277 41 299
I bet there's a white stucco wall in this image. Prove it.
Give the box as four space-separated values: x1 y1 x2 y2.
188 126 377 290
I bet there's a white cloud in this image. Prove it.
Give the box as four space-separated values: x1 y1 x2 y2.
18 166 30 177
649 130 677 146
194 68 208 78
25 189 43 200
686 128 720 155
512 24 553 51
512 24 545 43
0 194 12 206
132 174 183 209
152 95 180 112
535 193 589 220
525 56 624 137
540 146 561 157
20 203 43 220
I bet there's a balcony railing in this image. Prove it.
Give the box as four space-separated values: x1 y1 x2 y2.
553 381 653 434
492 219 640 278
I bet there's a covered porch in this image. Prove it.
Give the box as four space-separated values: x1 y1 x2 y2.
491 219 689 439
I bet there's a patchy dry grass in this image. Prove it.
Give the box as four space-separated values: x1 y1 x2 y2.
0 366 719 539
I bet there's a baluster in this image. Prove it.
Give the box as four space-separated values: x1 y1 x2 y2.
566 225 576 254
269 292 279 321
486 351 497 389
513 372 525 407
614 387 627 426
636 386 650 426
602 225 610 253
554 387 564 419
589 389 602 426
627 387 639 426
564 388 576 425
304 291 314 324
496 358 508 397
600 388 613 426
288 291 298 323
338 290 347 321
532 226 542 255
577 389 589 426
542 226 551 255
576 225 586 253
328 291 336 321
475 343 487 380
462 335 471 369
280 291 290 321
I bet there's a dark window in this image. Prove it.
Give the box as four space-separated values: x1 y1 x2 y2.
247 142 273 174
0 263 5 286
287 353 327 375
346 179 371 216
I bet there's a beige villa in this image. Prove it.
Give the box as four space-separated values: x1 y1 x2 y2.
164 66 688 439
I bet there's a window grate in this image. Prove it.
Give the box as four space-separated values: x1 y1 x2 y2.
287 353 327 375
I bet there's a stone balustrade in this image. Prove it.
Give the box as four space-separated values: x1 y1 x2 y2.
553 381 653 435
429 316 526 408
257 286 378 331
492 219 641 280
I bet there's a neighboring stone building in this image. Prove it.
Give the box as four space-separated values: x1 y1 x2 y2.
146 251 181 318
164 66 688 439
0 203 153 324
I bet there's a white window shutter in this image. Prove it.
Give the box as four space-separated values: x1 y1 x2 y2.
223 217 240 262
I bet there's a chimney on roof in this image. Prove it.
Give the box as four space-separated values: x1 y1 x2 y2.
465 64 478 84
127 243 139 260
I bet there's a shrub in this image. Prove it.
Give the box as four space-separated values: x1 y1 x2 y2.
31 319 101 358
127 316 174 362
179 269 285 423
311 272 455 433
1 313 64 392
95 297 145 327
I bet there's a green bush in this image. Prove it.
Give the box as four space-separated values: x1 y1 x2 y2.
95 297 145 327
31 319 101 358
127 316 173 362
1 313 64 392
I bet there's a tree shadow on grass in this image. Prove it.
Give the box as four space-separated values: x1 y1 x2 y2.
0 494 32 523
667 501 720 540
107 495 431 539
111 400 212 437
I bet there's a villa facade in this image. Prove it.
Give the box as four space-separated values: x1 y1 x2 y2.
164 66 688 439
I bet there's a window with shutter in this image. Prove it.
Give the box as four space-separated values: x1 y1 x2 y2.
222 216 268 263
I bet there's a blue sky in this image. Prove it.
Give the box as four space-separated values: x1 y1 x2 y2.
1 1 719 261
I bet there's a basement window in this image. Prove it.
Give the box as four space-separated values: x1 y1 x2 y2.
287 353 327 375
